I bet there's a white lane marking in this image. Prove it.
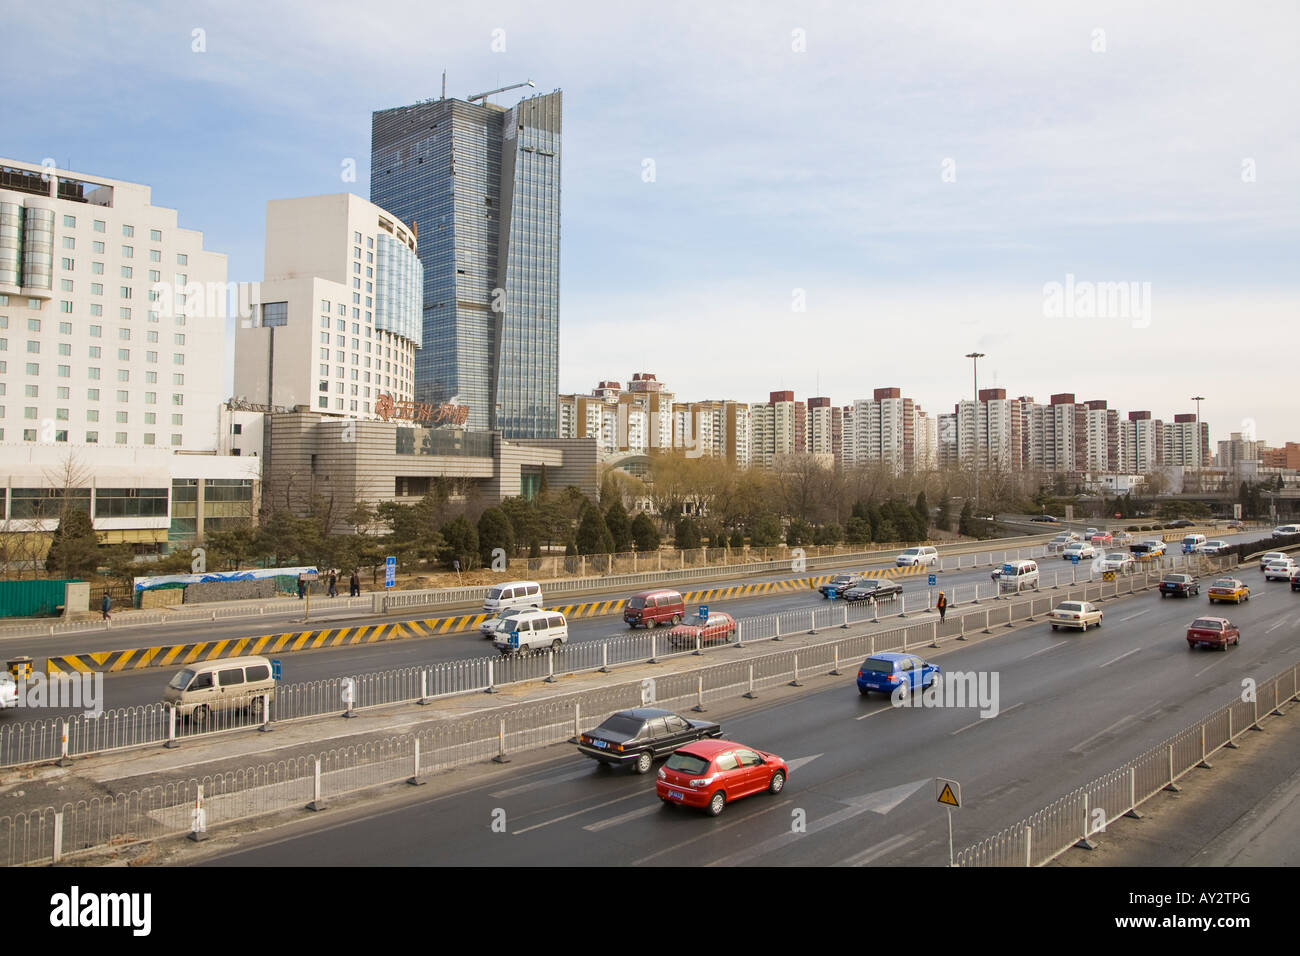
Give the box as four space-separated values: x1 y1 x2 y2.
1266 619 1287 634
705 791 909 867
583 803 661 832
837 832 918 867
1116 609 1151 623
631 799 793 866
1099 647 1141 668
785 754 823 773
855 706 893 721
1069 713 1138 754
1194 658 1226 678
1023 640 1068 660
492 766 593 797
951 701 1024 735
512 790 645 835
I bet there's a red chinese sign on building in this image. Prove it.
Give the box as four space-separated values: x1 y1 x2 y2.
374 393 469 427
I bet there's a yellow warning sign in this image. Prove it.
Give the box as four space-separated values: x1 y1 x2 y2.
936 778 962 807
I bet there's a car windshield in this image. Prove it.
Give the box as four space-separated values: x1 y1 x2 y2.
1107 553 1126 561
852 581 878 590
861 658 896 673
1191 619 1223 631
665 752 711 774
627 596 646 609
901 549 919 556
485 587 502 600
594 714 645 737
1162 575 1187 583
1212 580 1238 588
1057 603 1083 612
167 669 195 690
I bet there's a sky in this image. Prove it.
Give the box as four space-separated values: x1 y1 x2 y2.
7 0 1297 447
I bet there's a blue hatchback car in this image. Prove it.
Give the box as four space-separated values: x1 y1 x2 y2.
857 652 942 697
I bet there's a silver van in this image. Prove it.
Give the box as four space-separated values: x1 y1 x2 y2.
492 609 569 654
998 559 1040 592
482 580 543 614
163 656 276 725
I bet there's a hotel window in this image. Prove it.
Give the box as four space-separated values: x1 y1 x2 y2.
146 330 157 343
55 429 67 442
93 220 105 233
62 215 76 228
144 412 155 424
353 262 360 274
116 411 128 423
56 408 68 420
150 229 161 241
148 270 159 282
86 431 98 443
172 393 183 405
22 429 35 441
121 246 133 258
176 253 187 265
351 308 360 319
174 334 185 345
147 372 158 384
92 241 104 254
319 347 329 360
88 367 99 379
119 328 130 340
173 353 183 365
87 410 98 422
117 369 129 382
319 364 329 376
120 308 132 320
175 273 187 286
114 432 126 443
318 396 328 409
318 380 328 393
121 266 133 279
27 298 40 309
60 301 72 313
120 288 132 300
88 346 101 358
143 433 155 445
89 325 101 337
366 252 372 264
337 304 345 316
27 319 39 332
58 343 70 356
366 236 373 248
91 261 103 275
319 332 329 344
59 281 72 294
58 321 71 334
122 225 134 237
352 279 360 290
56 387 68 399
146 351 157 363
353 231 361 242
335 366 343 378
118 348 130 361
320 299 330 312
25 385 37 397
57 365 70 378
61 258 74 270
62 236 75 249
26 341 38 353
24 407 36 419
145 392 156 403
320 317 329 329
87 388 99 400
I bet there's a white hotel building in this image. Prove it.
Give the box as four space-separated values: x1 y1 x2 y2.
0 158 256 550
233 193 423 417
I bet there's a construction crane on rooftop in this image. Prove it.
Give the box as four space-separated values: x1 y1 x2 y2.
466 79 535 104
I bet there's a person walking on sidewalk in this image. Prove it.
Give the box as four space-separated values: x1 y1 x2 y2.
349 570 361 597
328 570 338 598
936 591 947 623
101 592 112 621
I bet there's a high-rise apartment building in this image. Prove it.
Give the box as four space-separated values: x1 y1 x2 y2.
557 373 675 460
371 89 562 438
234 194 423 419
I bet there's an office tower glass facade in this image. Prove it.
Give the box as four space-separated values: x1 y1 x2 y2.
371 89 561 437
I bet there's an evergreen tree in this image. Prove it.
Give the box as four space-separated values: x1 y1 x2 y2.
750 513 783 547
959 499 975 537
438 515 479 569
604 499 633 552
631 512 660 552
729 528 745 549
914 491 929 531
577 504 614 555
44 508 100 578
476 508 515 568
935 497 951 533
674 516 702 550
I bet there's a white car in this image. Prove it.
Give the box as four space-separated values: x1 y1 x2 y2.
1259 551 1290 571
1062 542 1098 562
1098 552 1135 573
1111 531 1135 547
0 672 17 710
1048 532 1081 553
480 608 527 637
1050 601 1103 631
1130 540 1167 560
1263 560 1297 581
1197 540 1231 555
896 546 939 568
1272 524 1300 538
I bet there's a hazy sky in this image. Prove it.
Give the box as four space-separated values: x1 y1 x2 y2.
8 0 1296 446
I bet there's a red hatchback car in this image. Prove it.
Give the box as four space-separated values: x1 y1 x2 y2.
667 612 737 648
1186 616 1240 651
657 739 788 816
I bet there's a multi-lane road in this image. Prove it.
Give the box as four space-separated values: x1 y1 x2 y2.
4 530 1279 723
200 542 1299 866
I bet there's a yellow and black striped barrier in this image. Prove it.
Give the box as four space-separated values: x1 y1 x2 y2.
46 565 924 674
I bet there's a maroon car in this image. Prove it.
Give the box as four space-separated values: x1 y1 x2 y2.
1186 617 1240 651
623 589 685 629
667 612 737 648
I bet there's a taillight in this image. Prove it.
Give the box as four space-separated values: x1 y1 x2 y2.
887 673 900 683
580 735 590 745
857 670 865 678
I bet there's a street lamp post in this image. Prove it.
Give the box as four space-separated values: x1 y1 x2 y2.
1190 395 1205 493
966 352 985 510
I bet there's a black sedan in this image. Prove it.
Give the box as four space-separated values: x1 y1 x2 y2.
842 579 903 603
577 708 722 774
1159 573 1200 598
819 573 866 598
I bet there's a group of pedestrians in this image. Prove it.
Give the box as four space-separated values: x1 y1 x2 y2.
296 569 363 599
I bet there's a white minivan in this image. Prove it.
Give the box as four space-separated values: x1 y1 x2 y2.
1181 534 1207 554
492 609 569 654
896 546 939 568
998 559 1040 592
1272 524 1300 538
482 580 543 614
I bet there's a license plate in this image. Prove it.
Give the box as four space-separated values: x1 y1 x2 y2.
668 790 684 800
592 740 608 749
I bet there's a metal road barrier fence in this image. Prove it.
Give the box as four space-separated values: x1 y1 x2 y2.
0 555 1231 865
955 659 1300 867
43 567 924 674
0 551 1221 771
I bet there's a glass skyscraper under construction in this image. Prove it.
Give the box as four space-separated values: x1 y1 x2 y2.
371 89 561 438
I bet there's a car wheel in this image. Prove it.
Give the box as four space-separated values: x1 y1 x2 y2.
707 791 726 817
646 618 656 629
249 696 265 722
1051 624 1058 630
551 638 563 651
671 614 681 626
660 798 674 808
634 751 653 775
859 687 870 696
768 771 786 795
191 704 209 727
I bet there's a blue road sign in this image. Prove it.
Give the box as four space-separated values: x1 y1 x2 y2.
271 660 282 681
828 589 836 601
385 556 396 588
510 631 519 649
698 605 709 620
928 574 937 586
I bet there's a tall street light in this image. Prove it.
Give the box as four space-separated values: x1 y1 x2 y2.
1191 395 1205 493
966 352 985 510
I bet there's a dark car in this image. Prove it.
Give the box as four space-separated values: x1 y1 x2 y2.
1030 515 1058 523
1168 519 1196 528
1159 573 1200 598
577 708 722 774
843 580 903 603
819 573 866 598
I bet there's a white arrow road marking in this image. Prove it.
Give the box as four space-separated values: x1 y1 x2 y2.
704 780 931 867
1099 647 1141 668
630 799 792 866
512 790 644 835
784 754 823 774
